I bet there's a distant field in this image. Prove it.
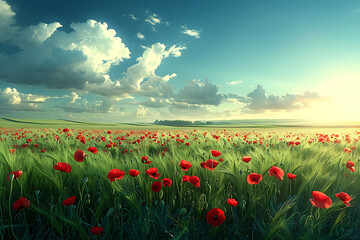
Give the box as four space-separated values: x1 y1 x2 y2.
2 118 360 130
0 118 154 129
0 118 277 129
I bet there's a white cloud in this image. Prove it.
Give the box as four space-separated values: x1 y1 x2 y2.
0 0 18 41
136 105 149 116
163 73 177 81
129 14 137 20
145 14 161 26
0 19 130 90
69 92 80 103
136 32 145 39
181 26 201 38
226 80 243 85
13 22 62 49
85 43 186 98
0 87 51 111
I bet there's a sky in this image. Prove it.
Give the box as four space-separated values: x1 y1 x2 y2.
1 0 360 123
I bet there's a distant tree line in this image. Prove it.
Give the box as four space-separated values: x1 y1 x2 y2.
154 120 214 126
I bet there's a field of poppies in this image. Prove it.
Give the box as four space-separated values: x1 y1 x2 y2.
0 126 359 239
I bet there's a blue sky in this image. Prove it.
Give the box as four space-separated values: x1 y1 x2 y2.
1 0 360 122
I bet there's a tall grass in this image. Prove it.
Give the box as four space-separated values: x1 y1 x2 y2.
0 127 359 239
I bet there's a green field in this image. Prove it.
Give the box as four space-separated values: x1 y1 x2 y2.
0 122 359 239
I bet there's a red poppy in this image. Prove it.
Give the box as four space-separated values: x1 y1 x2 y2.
54 162 72 173
335 192 351 206
310 191 332 208
219 158 224 162
145 167 161 179
107 169 125 183
74 149 86 162
63 128 70 132
206 208 225 227
152 181 162 192
205 159 219 170
227 198 238 207
247 173 262 184
182 175 190 183
287 173 297 180
129 169 140 177
344 148 352 153
90 226 104 235
268 166 284 180
13 197 30 211
141 156 151 164
63 196 76 206
242 156 251 163
107 130 112 134
8 170 22 181
162 178 172 187
211 150 221 157
346 160 355 172
189 176 201 188
178 159 192 171
87 147 98 154
9 149 16 154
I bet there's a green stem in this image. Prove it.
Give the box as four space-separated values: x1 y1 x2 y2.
8 177 19 240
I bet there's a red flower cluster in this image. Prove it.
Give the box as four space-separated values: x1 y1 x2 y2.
183 175 201 187
200 159 219 171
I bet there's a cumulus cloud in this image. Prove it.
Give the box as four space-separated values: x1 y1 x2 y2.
68 92 80 104
136 105 149 117
0 87 51 111
181 26 201 38
0 19 130 90
239 85 324 112
85 43 186 98
0 0 18 41
174 79 223 106
136 32 145 39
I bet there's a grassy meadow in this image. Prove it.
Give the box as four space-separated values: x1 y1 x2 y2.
0 119 359 239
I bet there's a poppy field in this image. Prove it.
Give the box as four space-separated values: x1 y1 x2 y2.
0 127 360 239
